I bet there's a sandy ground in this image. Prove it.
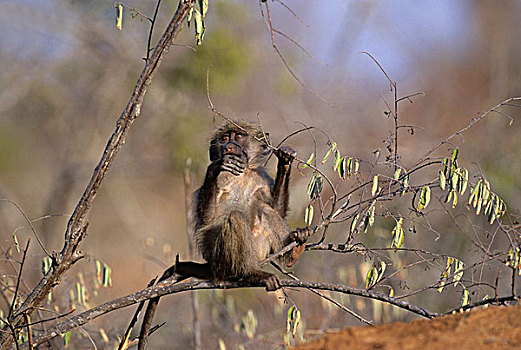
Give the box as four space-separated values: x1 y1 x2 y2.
295 303 521 350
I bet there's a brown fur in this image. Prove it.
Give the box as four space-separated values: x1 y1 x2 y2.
137 120 309 349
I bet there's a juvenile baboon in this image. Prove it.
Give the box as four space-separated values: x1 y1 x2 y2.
138 120 310 349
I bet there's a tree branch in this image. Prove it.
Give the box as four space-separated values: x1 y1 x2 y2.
0 1 195 348
26 278 438 348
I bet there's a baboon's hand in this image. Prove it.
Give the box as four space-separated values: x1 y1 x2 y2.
221 154 247 176
264 274 281 291
275 146 296 165
290 227 312 245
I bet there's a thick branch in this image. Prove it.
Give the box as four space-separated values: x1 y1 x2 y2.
26 278 438 348
0 1 195 348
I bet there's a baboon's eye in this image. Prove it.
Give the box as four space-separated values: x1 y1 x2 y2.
221 134 229 142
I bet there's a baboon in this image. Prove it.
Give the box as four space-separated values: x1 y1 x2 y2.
138 120 310 349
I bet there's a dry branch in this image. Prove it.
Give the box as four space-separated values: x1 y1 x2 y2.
0 1 195 348
27 278 440 348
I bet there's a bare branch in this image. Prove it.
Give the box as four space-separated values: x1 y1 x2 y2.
27 278 438 347
0 1 196 347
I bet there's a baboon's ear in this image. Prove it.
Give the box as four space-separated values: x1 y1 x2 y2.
209 139 220 161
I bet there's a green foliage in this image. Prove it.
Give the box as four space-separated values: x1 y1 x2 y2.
416 186 431 211
371 175 379 196
286 305 301 338
322 142 336 164
506 247 521 275
391 217 404 250
307 173 323 200
239 309 257 339
166 2 253 93
365 261 386 289
304 204 314 225
437 257 465 293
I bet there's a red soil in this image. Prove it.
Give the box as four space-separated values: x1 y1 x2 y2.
295 304 521 350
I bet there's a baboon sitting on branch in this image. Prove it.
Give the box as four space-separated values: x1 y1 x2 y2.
138 120 310 349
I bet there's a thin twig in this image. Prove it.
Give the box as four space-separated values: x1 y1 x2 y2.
118 278 157 350
0 199 50 257
273 264 373 326
261 1 332 105
146 0 163 61
14 310 75 329
8 239 30 320
274 0 309 27
412 97 521 169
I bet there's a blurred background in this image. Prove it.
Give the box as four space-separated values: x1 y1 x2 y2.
1 0 521 348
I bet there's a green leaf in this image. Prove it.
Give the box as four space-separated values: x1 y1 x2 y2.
199 0 209 17
346 157 352 175
302 153 314 168
437 279 446 293
451 191 458 208
42 256 52 275
368 205 375 227
304 205 314 226
193 8 205 45
187 6 194 25
322 142 337 164
306 174 316 198
461 287 469 307
102 264 112 287
391 218 404 250
474 180 483 208
76 282 81 306
350 214 359 234
417 186 431 211
438 257 453 293
365 266 377 289
286 306 295 332
401 172 409 196
445 189 453 204
451 169 459 191
443 158 450 177
378 261 387 282
333 150 341 171
452 259 464 285
468 186 475 206
353 159 359 173
371 175 379 196
96 260 102 283
338 157 346 179
306 173 323 200
241 310 257 339
64 331 71 346
459 168 468 194
439 170 446 190
115 3 123 31
489 196 500 224
292 310 301 336
451 148 459 167
286 306 300 337
363 204 375 233
484 197 494 217
394 168 401 181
